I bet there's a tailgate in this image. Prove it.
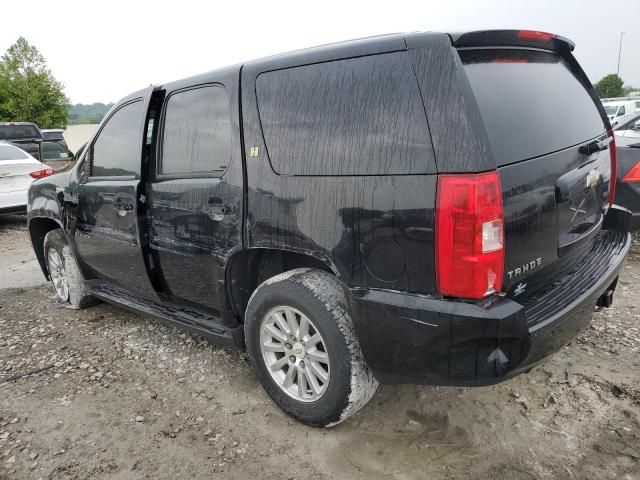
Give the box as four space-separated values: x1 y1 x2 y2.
458 44 612 300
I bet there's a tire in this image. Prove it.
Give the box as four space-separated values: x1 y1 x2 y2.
244 268 378 427
44 230 97 309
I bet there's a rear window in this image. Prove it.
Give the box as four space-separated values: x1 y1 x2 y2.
0 125 41 140
459 49 605 166
256 52 434 176
0 145 29 160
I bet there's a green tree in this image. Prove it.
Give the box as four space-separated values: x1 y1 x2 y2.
0 37 69 128
594 74 625 98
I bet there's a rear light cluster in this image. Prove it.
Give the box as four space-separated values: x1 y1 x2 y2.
436 171 504 300
623 161 640 182
607 129 617 204
517 30 556 42
29 167 55 179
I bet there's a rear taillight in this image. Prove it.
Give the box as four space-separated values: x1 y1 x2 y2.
436 171 505 300
622 160 640 182
607 129 617 204
517 30 555 42
29 167 55 179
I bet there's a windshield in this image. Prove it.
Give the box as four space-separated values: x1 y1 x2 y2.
0 145 29 160
0 124 41 140
604 105 619 116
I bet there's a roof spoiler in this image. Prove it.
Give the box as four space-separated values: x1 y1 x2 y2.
450 30 575 52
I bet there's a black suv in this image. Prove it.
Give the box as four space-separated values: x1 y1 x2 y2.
27 30 631 427
0 122 43 158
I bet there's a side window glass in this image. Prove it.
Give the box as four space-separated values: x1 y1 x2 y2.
255 52 434 176
91 101 143 177
619 106 625 116
160 85 231 175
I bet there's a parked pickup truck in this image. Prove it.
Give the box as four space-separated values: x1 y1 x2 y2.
0 122 44 158
27 30 631 427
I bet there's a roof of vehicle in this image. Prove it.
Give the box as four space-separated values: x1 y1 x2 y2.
41 129 64 133
602 100 636 106
125 30 578 105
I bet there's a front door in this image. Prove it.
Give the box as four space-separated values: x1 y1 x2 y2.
74 89 158 300
146 82 243 314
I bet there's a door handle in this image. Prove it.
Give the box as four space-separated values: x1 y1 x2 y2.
198 201 232 220
208 203 230 215
113 197 135 216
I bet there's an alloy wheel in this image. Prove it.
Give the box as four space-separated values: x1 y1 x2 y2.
259 306 330 402
48 249 69 302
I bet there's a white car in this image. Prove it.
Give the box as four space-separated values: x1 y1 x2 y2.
0 142 55 216
614 114 640 144
603 100 638 128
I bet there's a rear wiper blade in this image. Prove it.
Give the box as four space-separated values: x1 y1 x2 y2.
579 137 612 155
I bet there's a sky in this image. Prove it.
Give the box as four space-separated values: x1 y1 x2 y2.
0 0 638 104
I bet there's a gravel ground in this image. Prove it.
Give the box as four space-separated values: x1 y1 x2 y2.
0 216 639 479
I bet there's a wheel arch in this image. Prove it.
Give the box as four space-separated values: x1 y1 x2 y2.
28 216 64 280
225 248 340 322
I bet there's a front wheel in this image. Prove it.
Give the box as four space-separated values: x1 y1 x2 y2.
44 230 97 309
244 268 378 427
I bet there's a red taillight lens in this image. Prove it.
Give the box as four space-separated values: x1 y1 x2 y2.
29 167 55 179
607 129 617 204
436 171 504 300
622 161 640 182
517 30 555 42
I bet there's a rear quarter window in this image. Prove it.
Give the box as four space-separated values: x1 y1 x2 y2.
256 52 435 176
459 49 606 166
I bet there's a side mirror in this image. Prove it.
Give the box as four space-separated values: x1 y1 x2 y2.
39 141 76 172
634 120 640 130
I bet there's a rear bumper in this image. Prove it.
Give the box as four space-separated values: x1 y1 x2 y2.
348 228 630 386
630 212 640 232
0 190 29 215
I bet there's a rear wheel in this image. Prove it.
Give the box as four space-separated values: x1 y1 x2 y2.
244 268 378 427
44 230 97 309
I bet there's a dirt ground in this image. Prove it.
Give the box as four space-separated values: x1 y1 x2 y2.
0 216 639 480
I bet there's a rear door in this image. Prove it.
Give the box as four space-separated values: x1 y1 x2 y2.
457 45 611 298
146 80 242 314
74 89 158 300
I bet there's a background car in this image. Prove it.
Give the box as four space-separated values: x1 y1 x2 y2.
0 141 55 215
0 122 44 159
613 112 640 141
603 100 638 128
38 141 76 173
40 128 68 148
615 138 640 231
